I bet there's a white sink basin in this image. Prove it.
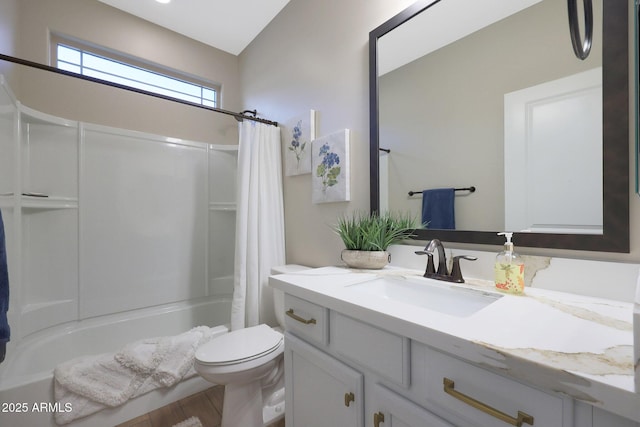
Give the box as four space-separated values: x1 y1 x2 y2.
347 276 502 317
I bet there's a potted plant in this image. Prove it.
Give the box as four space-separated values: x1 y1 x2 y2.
334 211 418 269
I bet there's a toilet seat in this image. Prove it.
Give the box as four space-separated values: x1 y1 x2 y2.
195 324 283 366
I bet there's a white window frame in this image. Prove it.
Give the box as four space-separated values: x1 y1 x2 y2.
50 34 220 108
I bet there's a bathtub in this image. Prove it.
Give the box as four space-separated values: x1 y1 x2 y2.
0 296 231 427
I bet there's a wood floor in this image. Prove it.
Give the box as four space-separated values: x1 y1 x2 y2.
115 385 285 427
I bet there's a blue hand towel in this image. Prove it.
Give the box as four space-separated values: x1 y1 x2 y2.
421 188 455 229
0 210 10 363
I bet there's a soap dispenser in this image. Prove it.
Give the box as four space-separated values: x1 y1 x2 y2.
495 232 525 294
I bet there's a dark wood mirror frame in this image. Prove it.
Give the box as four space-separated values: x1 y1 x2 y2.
369 0 629 252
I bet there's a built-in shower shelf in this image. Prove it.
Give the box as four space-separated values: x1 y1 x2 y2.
209 202 236 212
22 299 75 314
21 195 78 210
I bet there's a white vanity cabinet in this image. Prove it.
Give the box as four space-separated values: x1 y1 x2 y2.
274 266 640 427
282 293 579 427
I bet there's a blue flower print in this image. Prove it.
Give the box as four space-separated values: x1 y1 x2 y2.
288 120 306 169
316 143 341 191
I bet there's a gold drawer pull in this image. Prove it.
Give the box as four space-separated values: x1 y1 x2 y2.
373 411 385 427
344 392 355 407
285 309 317 325
443 378 534 426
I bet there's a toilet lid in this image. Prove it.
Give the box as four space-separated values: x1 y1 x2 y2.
195 324 283 366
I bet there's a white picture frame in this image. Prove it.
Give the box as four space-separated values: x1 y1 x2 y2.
284 110 316 176
311 129 350 203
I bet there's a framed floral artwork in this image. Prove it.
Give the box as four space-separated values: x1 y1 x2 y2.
312 129 350 204
284 110 316 176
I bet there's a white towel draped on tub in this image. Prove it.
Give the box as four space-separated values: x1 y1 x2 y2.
53 325 228 425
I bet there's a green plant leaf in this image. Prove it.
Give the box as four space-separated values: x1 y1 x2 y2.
333 211 418 251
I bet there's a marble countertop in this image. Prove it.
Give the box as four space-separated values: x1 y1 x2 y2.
269 266 638 422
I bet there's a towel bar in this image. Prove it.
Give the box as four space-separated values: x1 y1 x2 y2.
408 186 475 197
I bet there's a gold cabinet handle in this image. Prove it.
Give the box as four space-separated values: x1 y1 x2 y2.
443 378 534 426
344 392 355 407
285 309 316 325
373 411 385 427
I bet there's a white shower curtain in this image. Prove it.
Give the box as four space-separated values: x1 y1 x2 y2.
231 120 286 331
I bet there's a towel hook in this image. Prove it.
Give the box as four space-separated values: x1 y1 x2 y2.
567 0 593 60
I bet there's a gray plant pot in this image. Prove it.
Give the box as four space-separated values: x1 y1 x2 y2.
341 249 390 270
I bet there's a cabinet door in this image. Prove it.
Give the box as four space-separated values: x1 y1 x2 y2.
372 384 454 427
593 407 640 427
285 332 364 427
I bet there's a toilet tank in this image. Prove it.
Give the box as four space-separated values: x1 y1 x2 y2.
270 264 310 328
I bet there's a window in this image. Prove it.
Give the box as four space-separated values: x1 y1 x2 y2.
52 37 219 108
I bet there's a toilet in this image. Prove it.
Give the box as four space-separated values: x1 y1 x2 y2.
194 264 309 427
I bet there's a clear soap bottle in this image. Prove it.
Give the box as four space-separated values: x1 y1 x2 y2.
494 232 525 294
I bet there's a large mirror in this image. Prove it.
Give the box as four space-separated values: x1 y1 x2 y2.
369 0 629 252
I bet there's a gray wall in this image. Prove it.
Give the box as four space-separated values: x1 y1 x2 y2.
241 0 640 265
5 0 640 264
239 0 417 267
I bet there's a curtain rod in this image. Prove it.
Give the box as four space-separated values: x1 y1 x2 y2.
0 53 278 127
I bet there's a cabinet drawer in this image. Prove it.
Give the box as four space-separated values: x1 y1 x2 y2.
284 294 328 346
330 312 410 387
422 346 569 427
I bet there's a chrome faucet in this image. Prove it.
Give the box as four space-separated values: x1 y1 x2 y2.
415 239 477 283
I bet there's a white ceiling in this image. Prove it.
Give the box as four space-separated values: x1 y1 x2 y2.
97 0 290 55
